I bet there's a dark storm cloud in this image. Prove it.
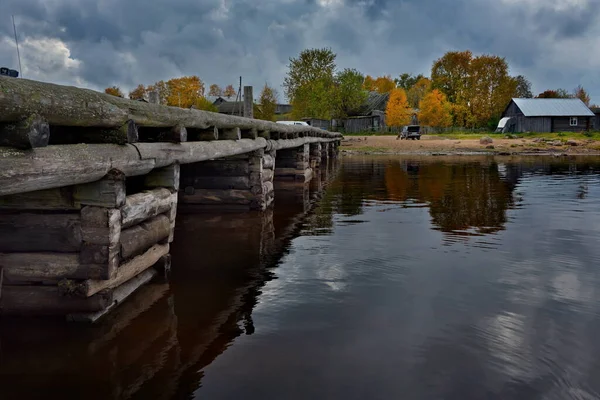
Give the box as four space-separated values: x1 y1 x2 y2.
1 0 599 101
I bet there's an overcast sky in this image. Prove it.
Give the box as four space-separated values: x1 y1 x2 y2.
1 0 599 103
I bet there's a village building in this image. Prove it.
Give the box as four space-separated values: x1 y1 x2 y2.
500 98 594 133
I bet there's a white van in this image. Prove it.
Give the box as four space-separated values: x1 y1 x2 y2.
276 121 310 126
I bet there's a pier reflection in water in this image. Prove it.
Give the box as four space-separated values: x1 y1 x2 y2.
3 156 600 399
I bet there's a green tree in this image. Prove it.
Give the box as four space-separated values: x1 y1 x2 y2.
194 97 218 112
255 83 279 121
537 89 571 99
284 48 338 119
395 73 425 91
407 77 432 108
431 50 473 104
515 75 533 98
335 68 368 118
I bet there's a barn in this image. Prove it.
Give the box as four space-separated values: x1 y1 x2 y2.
500 98 594 133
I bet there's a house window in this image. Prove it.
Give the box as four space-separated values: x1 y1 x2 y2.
570 117 578 126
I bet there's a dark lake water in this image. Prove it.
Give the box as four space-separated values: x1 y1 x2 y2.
3 155 600 399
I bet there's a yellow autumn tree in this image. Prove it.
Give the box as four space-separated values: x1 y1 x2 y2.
373 75 396 93
223 84 236 98
166 76 205 108
386 88 412 127
418 89 452 127
129 84 147 100
104 86 123 97
363 75 376 91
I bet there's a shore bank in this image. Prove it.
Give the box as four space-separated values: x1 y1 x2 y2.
341 135 600 156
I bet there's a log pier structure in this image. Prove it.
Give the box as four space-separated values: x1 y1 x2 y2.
0 76 341 321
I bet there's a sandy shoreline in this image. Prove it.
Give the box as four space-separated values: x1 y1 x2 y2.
340 135 600 156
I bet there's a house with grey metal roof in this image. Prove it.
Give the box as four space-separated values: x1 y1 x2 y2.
501 98 594 133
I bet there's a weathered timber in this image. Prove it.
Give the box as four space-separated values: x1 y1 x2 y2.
241 128 258 140
81 207 121 245
120 215 171 259
144 164 180 192
74 169 126 208
80 243 119 266
243 86 253 119
0 114 50 149
0 138 340 196
190 127 218 141
0 186 78 210
182 160 250 177
220 127 242 141
0 77 342 138
263 154 275 169
0 252 110 282
0 213 81 252
67 267 158 323
190 176 251 190
180 189 255 205
76 243 169 297
170 125 187 143
262 169 274 182
258 130 270 139
266 137 337 151
121 189 172 228
168 193 177 243
0 286 113 315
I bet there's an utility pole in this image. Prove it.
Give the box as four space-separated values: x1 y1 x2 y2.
12 15 23 78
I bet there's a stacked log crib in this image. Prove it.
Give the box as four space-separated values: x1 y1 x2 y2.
0 164 179 322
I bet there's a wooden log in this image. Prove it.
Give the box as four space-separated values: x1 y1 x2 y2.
80 243 119 266
263 154 275 169
182 160 250 177
170 125 187 143
0 285 113 315
262 169 274 182
81 207 121 245
168 193 177 243
121 189 172 228
67 267 158 323
220 127 241 141
0 114 49 149
120 215 171 259
191 176 251 190
144 164 180 192
0 186 78 210
180 189 255 205
0 213 81 252
258 130 270 139
76 243 169 297
74 169 126 208
0 252 111 282
241 128 258 139
190 127 218 141
0 76 342 139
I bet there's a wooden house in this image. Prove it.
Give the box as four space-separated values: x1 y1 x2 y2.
501 98 594 133
591 107 600 130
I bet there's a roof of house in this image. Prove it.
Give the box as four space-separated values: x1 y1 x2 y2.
511 98 594 117
217 101 244 114
353 91 390 116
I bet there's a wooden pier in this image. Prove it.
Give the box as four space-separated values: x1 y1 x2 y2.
0 76 341 322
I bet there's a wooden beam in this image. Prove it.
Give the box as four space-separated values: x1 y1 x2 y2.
81 207 121 245
0 213 82 252
220 127 241 141
180 189 255 205
262 154 275 170
262 169 274 182
0 252 112 282
67 267 158 323
74 169 126 208
144 164 180 192
0 285 113 315
0 186 78 210
190 127 218 141
75 243 169 297
120 215 171 259
121 189 172 228
0 114 49 149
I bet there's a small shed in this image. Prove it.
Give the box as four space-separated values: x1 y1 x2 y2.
591 107 600 130
502 98 594 133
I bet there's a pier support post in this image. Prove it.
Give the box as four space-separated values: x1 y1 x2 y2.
179 150 275 211
309 143 322 170
274 144 313 183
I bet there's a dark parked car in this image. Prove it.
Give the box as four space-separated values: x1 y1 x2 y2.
397 125 421 140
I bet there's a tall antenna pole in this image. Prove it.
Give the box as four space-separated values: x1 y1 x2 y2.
12 15 23 78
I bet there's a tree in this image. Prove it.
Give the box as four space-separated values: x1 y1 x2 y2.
515 75 533 98
194 97 218 112
395 73 425 91
165 76 205 108
255 84 279 121
407 77 431 108
537 89 571 99
147 80 169 105
129 84 147 101
223 84 236 98
418 89 452 127
373 75 396 94
363 75 376 91
573 85 590 106
208 84 223 97
284 48 338 119
431 50 473 104
386 88 412 127
104 86 123 97
335 68 368 118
